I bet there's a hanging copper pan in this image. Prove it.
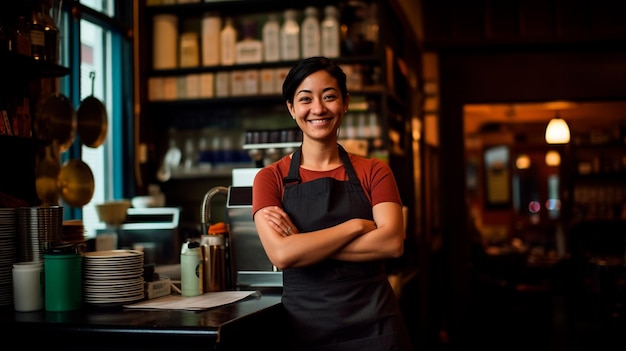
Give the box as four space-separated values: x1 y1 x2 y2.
77 71 108 148
37 92 76 152
58 158 95 208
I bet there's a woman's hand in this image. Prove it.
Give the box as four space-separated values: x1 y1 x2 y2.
262 206 298 236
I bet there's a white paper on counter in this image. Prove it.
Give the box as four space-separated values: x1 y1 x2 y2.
123 291 260 311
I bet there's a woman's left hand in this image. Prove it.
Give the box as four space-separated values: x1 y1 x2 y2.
262 206 298 236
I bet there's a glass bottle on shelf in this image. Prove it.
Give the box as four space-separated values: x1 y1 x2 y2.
262 13 280 62
369 111 381 139
220 17 237 66
363 3 379 50
280 9 300 61
30 1 46 60
321 5 340 58
179 32 200 68
235 19 262 64
41 0 59 63
344 112 356 139
16 16 32 57
301 6 320 58
201 12 221 66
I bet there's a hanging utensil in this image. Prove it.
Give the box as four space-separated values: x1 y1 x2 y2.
77 71 108 148
58 158 95 208
35 141 61 206
37 92 76 152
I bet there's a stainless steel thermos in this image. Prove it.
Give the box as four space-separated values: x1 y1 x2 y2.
200 234 226 292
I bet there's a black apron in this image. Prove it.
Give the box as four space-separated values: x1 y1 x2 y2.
280 144 412 351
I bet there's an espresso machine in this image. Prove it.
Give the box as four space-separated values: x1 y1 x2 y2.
225 186 282 289
200 175 282 290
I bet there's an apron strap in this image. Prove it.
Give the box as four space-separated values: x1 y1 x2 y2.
337 144 362 187
283 144 362 187
282 148 302 186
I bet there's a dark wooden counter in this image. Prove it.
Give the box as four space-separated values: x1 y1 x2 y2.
0 292 284 351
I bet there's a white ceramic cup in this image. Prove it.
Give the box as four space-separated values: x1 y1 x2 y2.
12 261 44 312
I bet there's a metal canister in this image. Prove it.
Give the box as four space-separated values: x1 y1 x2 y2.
180 240 203 297
200 234 226 292
201 233 226 292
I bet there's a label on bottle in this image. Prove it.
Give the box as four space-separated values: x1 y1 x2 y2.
179 32 200 68
236 39 263 64
230 70 245 96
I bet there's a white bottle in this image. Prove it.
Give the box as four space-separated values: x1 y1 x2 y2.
220 17 237 66
321 5 340 58
201 12 221 66
280 9 300 61
235 19 263 64
301 6 320 58
262 13 280 62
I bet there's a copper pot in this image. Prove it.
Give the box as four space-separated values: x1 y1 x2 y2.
77 72 108 148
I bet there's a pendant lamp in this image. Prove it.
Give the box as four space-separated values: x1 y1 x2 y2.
545 111 570 144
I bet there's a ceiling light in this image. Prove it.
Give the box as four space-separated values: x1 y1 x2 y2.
545 150 561 166
516 154 531 169
545 111 570 144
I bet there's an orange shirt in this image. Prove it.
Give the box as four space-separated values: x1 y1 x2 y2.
252 152 402 217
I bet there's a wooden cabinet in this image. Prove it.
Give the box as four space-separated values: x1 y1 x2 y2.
134 0 416 231
0 50 69 206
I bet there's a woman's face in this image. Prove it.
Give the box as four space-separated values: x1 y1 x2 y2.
287 70 349 143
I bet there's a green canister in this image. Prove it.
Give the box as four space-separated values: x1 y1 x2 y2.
43 252 82 311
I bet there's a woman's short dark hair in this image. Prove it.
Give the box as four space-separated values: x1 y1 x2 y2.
282 56 348 104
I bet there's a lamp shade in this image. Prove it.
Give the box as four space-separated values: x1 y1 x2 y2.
545 116 570 144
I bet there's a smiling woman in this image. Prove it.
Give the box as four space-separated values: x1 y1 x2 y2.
252 56 413 351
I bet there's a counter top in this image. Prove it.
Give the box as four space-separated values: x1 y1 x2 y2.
0 292 284 351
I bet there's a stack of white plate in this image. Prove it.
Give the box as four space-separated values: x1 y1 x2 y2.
83 249 144 306
0 208 17 307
